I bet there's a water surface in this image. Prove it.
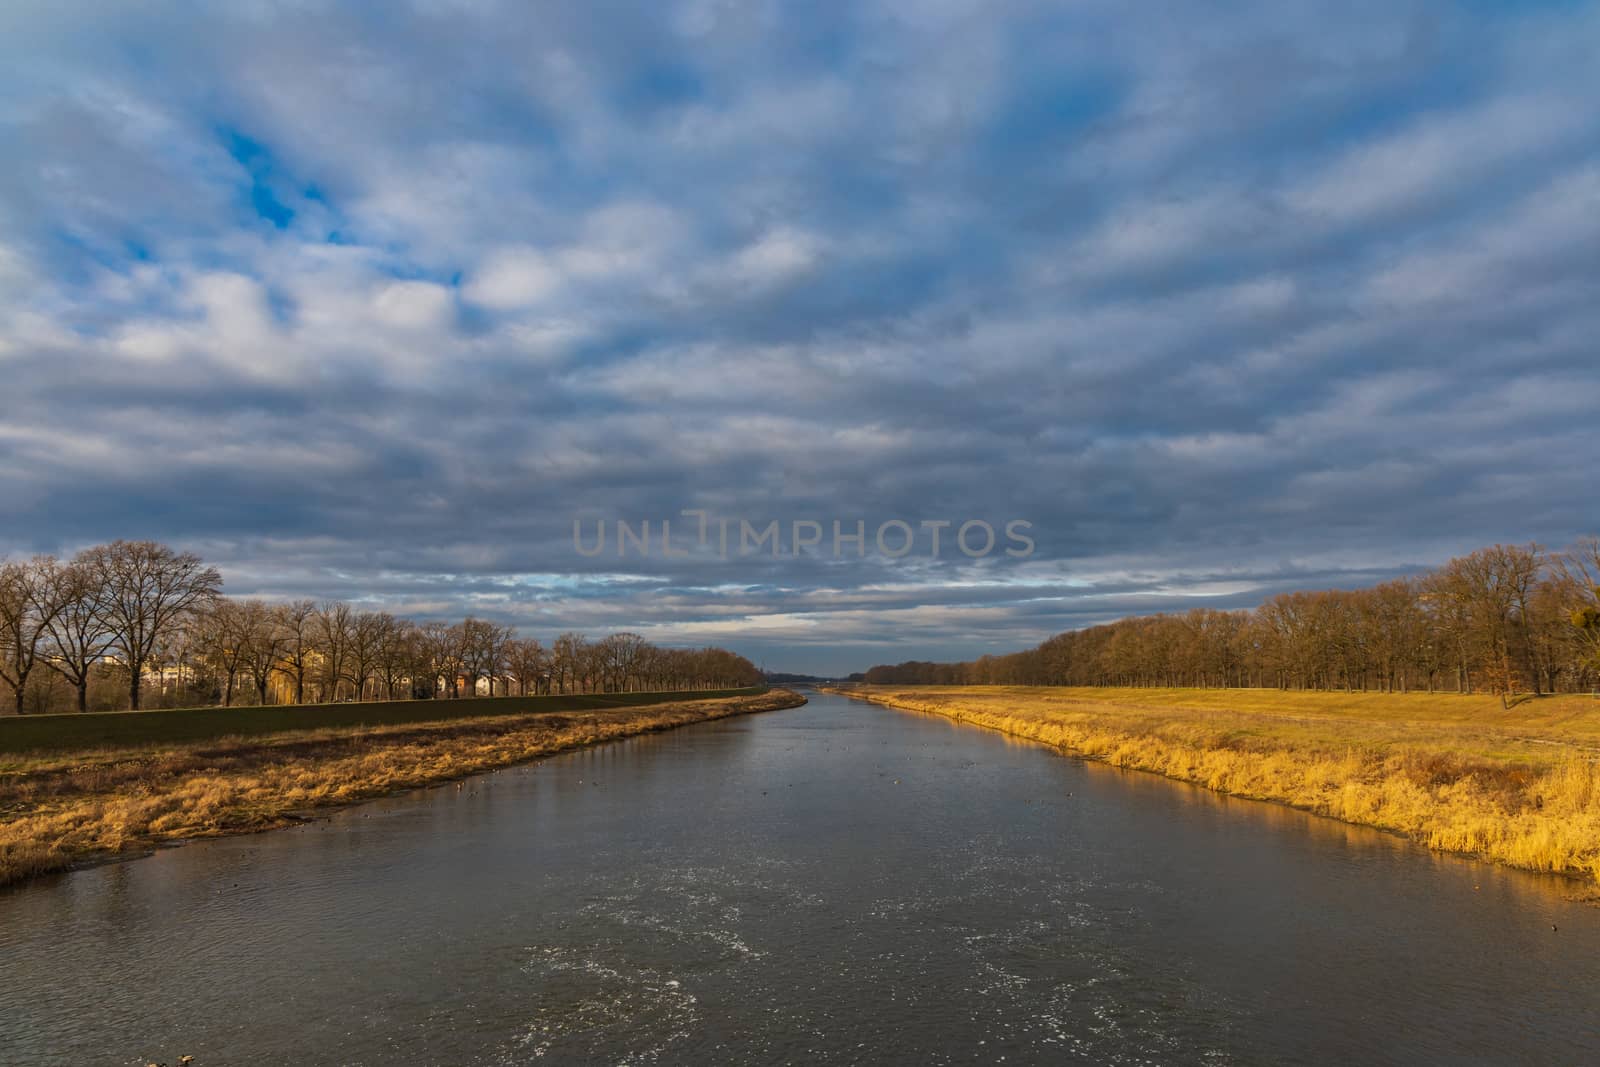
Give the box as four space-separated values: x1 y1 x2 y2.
3 692 1596 1065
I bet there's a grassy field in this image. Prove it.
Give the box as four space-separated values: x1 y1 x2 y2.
0 689 804 888
0 687 767 754
827 685 1600 893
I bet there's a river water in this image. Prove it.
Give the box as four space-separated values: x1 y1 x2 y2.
3 691 1597 1065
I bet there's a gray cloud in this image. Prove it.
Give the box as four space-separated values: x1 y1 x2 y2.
1 0 1597 673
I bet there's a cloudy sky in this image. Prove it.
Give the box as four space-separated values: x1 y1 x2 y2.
1 1 1596 674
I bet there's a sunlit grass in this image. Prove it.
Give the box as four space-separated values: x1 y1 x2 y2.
0 690 804 887
831 685 1600 892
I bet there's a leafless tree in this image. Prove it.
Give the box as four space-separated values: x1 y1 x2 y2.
79 541 222 710
274 599 318 704
459 617 512 696
1555 537 1600 679
377 618 420 700
237 600 289 706
0 556 72 715
4 538 767 713
598 632 648 692
862 539 1600 702
314 601 356 701
196 599 250 707
1436 544 1544 701
418 621 458 698
552 633 587 694
39 558 114 712
347 612 394 702
506 637 547 696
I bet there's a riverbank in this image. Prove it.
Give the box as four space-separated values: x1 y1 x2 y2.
0 687 768 754
0 689 805 888
826 685 1600 895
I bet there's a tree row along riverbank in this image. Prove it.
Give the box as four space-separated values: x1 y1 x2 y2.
0 689 805 888
824 685 1600 895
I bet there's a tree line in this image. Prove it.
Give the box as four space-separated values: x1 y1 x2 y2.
858 540 1600 706
0 540 761 715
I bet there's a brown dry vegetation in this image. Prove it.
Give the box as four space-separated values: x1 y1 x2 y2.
0 689 803 887
828 685 1600 894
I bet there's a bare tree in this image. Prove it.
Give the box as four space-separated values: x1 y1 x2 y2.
856 538 1600 698
1555 537 1600 681
552 632 587 694
418 621 459 699
80 542 222 710
195 600 249 707
315 602 356 702
38 558 115 713
348 612 394 702
1437 544 1544 702
458 617 513 696
0 557 72 715
598 631 648 692
5 539 768 713
274 599 318 704
237 600 289 706
377 618 419 700
506 637 547 696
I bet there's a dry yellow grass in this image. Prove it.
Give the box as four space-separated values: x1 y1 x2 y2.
828 685 1600 892
0 690 804 887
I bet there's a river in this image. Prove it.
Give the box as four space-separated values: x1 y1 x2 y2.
2 691 1597 1065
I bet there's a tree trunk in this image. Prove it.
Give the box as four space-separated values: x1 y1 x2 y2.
77 678 89 713
129 670 142 711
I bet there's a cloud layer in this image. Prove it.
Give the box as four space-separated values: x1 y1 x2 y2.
2 1 1597 673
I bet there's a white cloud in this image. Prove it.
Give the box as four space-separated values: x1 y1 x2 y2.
371 279 454 331
1287 95 1585 226
464 246 561 309
112 270 279 368
1064 191 1265 279
561 201 686 281
1360 165 1600 309
716 225 823 291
